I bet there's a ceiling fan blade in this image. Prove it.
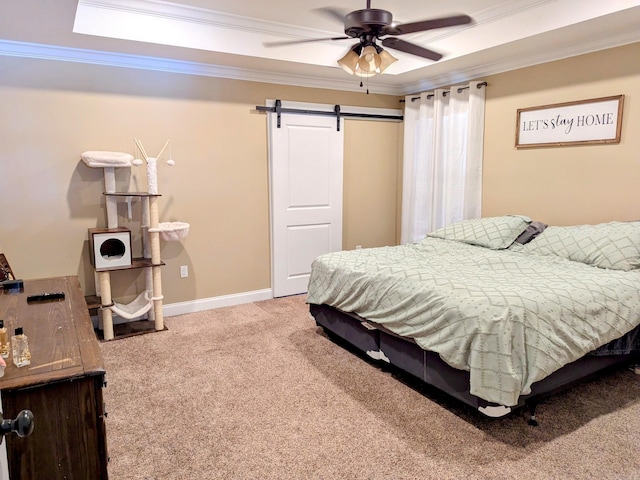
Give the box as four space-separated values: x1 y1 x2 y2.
381 38 443 61
263 36 349 47
385 14 472 35
312 7 348 25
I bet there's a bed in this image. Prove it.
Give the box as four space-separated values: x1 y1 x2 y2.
306 215 640 420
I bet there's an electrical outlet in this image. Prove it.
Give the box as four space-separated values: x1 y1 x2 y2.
180 265 188 278
355 245 362 250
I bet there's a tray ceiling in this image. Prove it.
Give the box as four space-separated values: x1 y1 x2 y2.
1 0 640 94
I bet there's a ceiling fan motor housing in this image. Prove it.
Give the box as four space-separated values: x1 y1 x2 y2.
344 9 393 37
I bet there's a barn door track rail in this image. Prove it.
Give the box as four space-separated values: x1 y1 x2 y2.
256 100 403 131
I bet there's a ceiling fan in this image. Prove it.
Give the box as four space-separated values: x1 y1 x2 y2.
264 0 473 77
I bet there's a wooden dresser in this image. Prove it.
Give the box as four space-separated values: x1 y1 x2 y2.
0 276 108 479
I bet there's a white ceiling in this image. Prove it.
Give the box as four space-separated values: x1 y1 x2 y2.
2 0 640 95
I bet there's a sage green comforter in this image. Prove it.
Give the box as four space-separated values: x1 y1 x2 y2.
306 237 640 406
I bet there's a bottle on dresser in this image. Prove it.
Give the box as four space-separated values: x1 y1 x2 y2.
11 327 30 367
0 319 9 359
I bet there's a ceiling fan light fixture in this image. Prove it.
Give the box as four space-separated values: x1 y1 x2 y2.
337 49 360 74
357 45 381 73
377 48 398 73
354 67 376 78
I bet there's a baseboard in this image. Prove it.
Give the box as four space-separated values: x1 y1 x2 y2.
162 288 274 317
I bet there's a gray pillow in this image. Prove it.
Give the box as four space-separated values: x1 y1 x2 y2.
520 221 640 271
514 221 548 244
427 215 531 250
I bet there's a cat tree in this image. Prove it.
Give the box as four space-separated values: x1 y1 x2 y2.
81 140 188 340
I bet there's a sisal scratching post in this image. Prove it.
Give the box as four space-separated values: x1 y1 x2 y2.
99 271 114 340
149 196 164 331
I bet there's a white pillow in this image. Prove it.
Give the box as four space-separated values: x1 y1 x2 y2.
427 215 531 250
521 221 640 271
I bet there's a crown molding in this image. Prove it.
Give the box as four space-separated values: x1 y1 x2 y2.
3 33 639 98
400 26 640 95
0 40 405 95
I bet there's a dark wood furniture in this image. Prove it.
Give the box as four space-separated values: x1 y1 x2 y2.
0 276 108 479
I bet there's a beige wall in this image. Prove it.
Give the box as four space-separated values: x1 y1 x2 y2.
0 56 401 303
483 42 640 225
344 119 403 249
3 41 638 305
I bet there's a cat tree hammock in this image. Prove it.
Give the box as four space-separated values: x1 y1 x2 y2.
81 139 188 340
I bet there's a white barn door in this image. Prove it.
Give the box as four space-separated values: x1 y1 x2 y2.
268 105 343 297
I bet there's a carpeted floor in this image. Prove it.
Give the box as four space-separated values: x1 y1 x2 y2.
100 295 640 479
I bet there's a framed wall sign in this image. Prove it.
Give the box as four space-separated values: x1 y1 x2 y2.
516 95 624 148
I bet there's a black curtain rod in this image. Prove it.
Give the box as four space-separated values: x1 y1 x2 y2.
256 100 403 130
405 81 488 103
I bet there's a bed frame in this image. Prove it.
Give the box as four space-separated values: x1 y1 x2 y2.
310 303 640 422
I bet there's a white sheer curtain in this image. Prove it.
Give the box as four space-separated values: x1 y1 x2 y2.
400 81 486 244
